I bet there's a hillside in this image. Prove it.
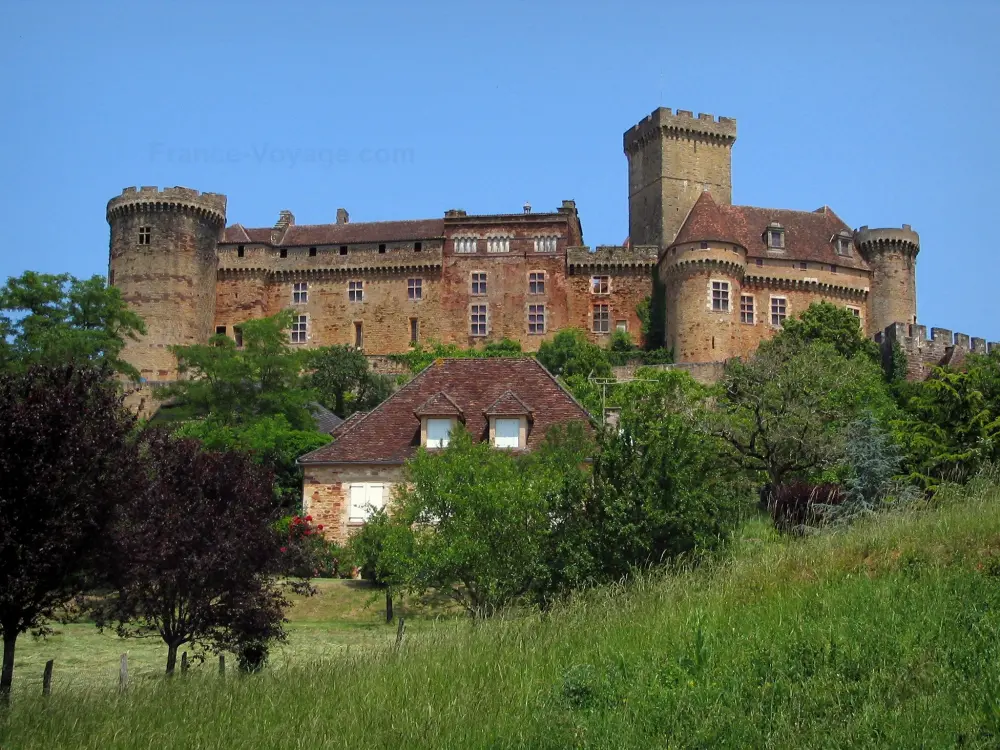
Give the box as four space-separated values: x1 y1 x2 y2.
5 474 1000 749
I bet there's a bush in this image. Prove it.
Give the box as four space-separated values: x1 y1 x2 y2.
766 482 845 533
280 515 344 578
235 640 269 673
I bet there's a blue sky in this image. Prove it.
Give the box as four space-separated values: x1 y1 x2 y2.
1 0 997 338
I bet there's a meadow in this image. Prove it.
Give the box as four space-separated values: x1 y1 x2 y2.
5 475 1000 748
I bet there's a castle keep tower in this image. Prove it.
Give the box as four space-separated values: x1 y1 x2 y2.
856 225 919 334
107 187 227 384
624 108 737 249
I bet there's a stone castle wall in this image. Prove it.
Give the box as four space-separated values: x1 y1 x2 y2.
877 323 1000 380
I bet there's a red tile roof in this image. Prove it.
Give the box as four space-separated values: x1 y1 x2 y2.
222 219 444 247
414 391 464 417
670 193 868 271
673 191 743 247
299 358 593 465
484 390 533 416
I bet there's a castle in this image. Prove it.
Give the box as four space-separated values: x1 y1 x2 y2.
107 106 999 397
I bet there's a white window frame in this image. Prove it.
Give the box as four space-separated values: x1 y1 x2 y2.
711 280 730 312
348 483 385 524
740 295 755 324
847 305 862 324
138 226 152 245
470 304 488 336
426 418 452 448
533 236 557 253
494 418 521 449
528 304 545 334
408 277 422 300
591 276 610 295
292 281 308 305
348 280 364 302
767 227 785 250
770 296 788 327
290 313 309 344
455 237 478 254
486 236 511 254
593 303 610 333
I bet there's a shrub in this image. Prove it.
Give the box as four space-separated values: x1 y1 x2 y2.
281 515 343 578
767 482 846 533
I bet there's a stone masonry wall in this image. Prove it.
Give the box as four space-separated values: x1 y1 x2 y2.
877 323 1000 381
302 464 405 544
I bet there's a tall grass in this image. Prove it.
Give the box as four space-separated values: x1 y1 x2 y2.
5 473 1000 748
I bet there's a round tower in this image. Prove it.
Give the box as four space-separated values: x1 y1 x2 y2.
107 186 227 385
660 191 746 363
855 225 919 335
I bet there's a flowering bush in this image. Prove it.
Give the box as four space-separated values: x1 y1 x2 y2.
278 515 342 578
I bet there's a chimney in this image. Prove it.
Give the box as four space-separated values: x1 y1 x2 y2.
558 199 577 214
273 210 295 231
336 208 350 224
523 201 532 214
444 209 467 218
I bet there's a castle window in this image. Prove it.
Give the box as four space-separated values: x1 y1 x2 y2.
290 314 308 344
529 272 545 295
280 248 288 258
456 237 478 254
471 272 487 296
830 265 837 273
591 276 610 295
835 233 853 256
766 224 785 250
415 242 422 252
309 247 317 257
593 304 610 333
740 295 755 324
379 244 386 253
292 282 308 304
354 321 363 349
215 325 227 336
847 305 861 321
799 262 807 270
408 278 423 300
237 245 245 257
138 227 152 245
471 304 488 336
534 236 557 253
410 317 419 344
234 327 243 347
616 320 627 333
487 236 511 253
528 304 546 334
770 297 787 327
700 241 709 250
349 280 364 302
340 245 348 255
711 281 730 312
755 258 763 267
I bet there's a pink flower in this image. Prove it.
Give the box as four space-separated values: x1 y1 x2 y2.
280 546 287 553
305 515 313 522
317 524 324 531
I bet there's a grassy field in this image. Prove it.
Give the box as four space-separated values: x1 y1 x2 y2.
5 475 1000 748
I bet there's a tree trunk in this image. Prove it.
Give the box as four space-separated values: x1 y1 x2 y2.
165 643 178 676
385 588 394 624
0 632 16 699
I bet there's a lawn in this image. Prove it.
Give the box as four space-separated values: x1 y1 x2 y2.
5 474 1000 748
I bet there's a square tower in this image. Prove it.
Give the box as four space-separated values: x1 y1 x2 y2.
624 108 737 248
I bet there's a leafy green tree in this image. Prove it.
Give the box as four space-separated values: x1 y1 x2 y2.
306 344 395 417
893 352 1000 490
390 338 523 374
0 272 145 378
537 329 612 379
1 365 137 697
158 311 314 429
773 301 880 364
710 338 897 486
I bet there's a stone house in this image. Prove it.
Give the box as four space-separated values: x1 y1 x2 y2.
297 357 593 543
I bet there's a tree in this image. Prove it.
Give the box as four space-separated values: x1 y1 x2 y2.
536 328 612 379
0 272 146 378
773 301 880 365
307 344 395 417
710 338 897 487
157 311 314 429
0 365 137 697
98 430 298 674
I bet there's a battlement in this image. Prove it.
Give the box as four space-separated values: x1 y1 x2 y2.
624 107 737 152
107 186 227 225
567 244 659 270
876 322 1000 380
855 225 920 255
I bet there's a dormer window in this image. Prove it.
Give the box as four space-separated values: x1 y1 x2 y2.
425 418 453 448
493 418 521 448
766 223 785 250
834 232 853 256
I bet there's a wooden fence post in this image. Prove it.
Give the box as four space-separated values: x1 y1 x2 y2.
181 652 189 674
219 654 226 675
395 617 405 649
119 653 128 691
42 659 54 697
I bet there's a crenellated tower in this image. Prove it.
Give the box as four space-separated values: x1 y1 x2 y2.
855 225 919 334
624 108 737 249
106 186 227 386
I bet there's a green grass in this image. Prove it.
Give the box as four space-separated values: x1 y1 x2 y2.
6 475 1000 748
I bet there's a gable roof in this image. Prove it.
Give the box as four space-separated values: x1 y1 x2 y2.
299 358 592 465
414 391 464 418
484 390 533 417
309 403 344 434
221 219 444 247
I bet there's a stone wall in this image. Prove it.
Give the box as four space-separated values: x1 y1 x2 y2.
301 464 405 544
876 323 1000 381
